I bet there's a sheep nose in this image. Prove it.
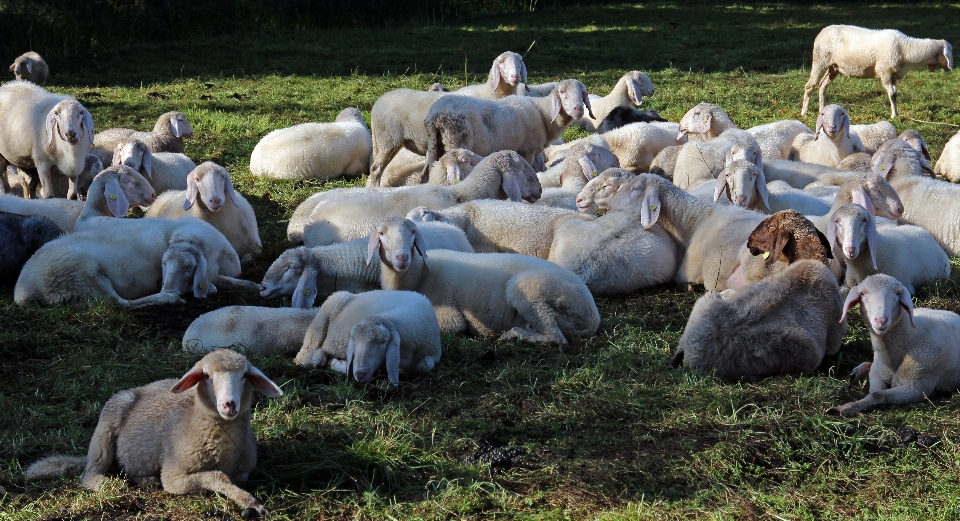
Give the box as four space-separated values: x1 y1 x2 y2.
354 370 369 382
258 284 266 291
395 253 409 268
874 317 887 328
65 131 78 143
735 195 746 206
209 196 222 207
220 400 238 417
845 246 855 257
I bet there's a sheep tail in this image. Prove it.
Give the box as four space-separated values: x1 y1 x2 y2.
23 455 88 480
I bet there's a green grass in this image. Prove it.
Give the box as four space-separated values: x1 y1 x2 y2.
3 1 960 519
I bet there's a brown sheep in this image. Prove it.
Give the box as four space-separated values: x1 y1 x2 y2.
726 210 833 289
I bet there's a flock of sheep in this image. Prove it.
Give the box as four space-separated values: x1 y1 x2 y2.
3 22 960 517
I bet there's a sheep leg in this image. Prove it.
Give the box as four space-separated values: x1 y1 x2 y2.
500 274 569 344
81 390 139 490
66 177 78 200
37 162 56 199
880 76 898 118
817 68 838 112
827 384 929 416
850 362 872 380
801 63 829 116
370 145 402 187
161 469 266 517
215 275 261 292
125 291 185 307
328 358 348 373
413 356 439 373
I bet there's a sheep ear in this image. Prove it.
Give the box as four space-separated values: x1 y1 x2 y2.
245 364 283 397
44 109 57 149
640 186 661 229
578 156 598 182
872 152 894 179
170 116 183 138
713 172 728 202
551 91 561 122
346 338 356 381
944 42 954 70
898 289 916 327
581 86 595 120
140 145 153 180
192 254 209 298
501 166 524 202
446 161 463 185
851 187 876 217
839 287 863 323
112 144 124 166
292 267 318 308
755 171 771 211
224 174 239 207
385 326 402 386
104 177 129 217
866 215 878 270
413 228 429 269
82 109 94 146
724 149 736 167
170 366 205 393
826 217 839 251
843 111 850 140
184 174 199 210
768 230 792 265
25 60 33 74
488 59 501 92
626 80 640 105
815 228 833 260
520 61 529 92
365 232 381 267
814 112 824 141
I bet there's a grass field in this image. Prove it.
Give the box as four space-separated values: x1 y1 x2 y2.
3 1 960 519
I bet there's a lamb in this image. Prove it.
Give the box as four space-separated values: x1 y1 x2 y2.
535 143 619 209
368 88 448 184
295 290 442 385
23 349 282 518
715 159 831 215
934 128 960 181
9 153 102 199
827 203 950 295
249 107 372 180
746 119 814 160
574 71 655 132
456 51 528 99
671 259 844 379
0 213 62 286
829 274 960 416
849 120 897 154
9 52 48 86
112 137 197 194
676 102 738 142
144 162 262 263
790 104 861 167
428 83 450 92
368 217 600 344
0 80 94 199
600 121 685 173
574 167 637 214
594 106 666 134
261 220 475 305
672 130 762 191
183 306 319 355
293 150 540 246
801 25 953 118
93 111 194 158
422 79 593 174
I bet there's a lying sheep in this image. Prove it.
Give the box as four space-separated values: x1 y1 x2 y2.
601 121 684 173
374 148 485 187
112 138 197 194
249 107 372 180
829 274 960 415
369 217 600 344
849 120 897 154
934 128 960 182
595 106 666 134
423 79 593 174
0 80 94 199
0 213 62 286
827 202 950 294
294 150 540 246
715 159 831 215
93 111 194 158
368 88 448 184
575 71 655 132
541 133 608 168
790 104 861 167
9 52 48 86
144 162 262 263
673 130 762 191
183 306 319 355
804 171 905 234
746 119 814 160
677 102 738 142
671 259 844 379
456 51 528 99
648 144 684 179
24 349 282 517
535 143 619 209
836 152 873 172
896 129 934 174
574 168 636 214
801 25 953 118
296 290 442 385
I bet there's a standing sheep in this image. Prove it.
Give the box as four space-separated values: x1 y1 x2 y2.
801 25 953 118
9 52 49 86
368 88 448 185
456 51 528 99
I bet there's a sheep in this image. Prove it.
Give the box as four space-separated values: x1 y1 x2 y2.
9 153 103 199
790 104 861 167
677 102 738 142
0 213 63 286
849 120 897 154
714 159 831 215
594 106 666 134
829 274 960 416
896 129 934 174
574 167 636 214
93 111 194 157
9 52 48 86
746 119 814 160
249 107 372 181
261 220 475 306
368 217 600 344
422 79 593 174
456 51 528 99
648 144 684 179
295 290 442 385
671 259 844 379
600 121 685 173
535 143 619 209
0 80 94 199
827 203 950 294
836 152 873 172
368 88 448 184
112 137 197 194
374 148 427 187
803 171 905 234
24 349 282 517
542 133 609 168
672 130 763 191
801 25 953 118
574 71 655 132
183 306 319 355
428 83 450 92
144 162 262 263
873 138 960 256
293 150 541 246
934 128 960 181
762 157 857 188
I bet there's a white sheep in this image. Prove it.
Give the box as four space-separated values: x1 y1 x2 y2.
762 157 857 188
574 71 655 132
9 52 48 86
368 88 448 184
934 128 960 182
422 79 593 173
746 119 814 160
827 203 950 295
849 120 897 154
677 102 738 142
293 150 540 246
601 121 684 173
112 137 197 194
541 133 609 169
456 51 528 99
801 25 953 118
93 110 194 156
183 306 319 355
836 152 874 172
535 143 620 209
24 349 282 517
672 130 762 191
829 274 960 416
790 104 861 167
368 217 600 344
7 153 103 199
0 80 94 199
144 162 262 263
714 159 831 215
896 129 934 174
371 148 485 187
574 167 636 214
295 290 442 385
648 144 684 179
249 107 372 180
672 259 844 378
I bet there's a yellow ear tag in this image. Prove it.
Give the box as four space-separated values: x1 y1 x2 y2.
762 251 770 259
453 179 459 184
592 171 598 178
879 164 887 170
303 289 312 296
199 282 206 289
649 205 657 212
109 194 117 200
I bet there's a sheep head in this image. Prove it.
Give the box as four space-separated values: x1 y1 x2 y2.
161 242 213 299
113 138 153 180
184 162 238 212
747 210 832 267
489 51 526 92
715 159 769 211
576 167 636 214
347 318 402 385
827 204 877 269
366 217 428 272
929 40 953 71
843 171 904 219
260 247 317 307
677 102 724 140
44 100 93 149
170 349 282 421
441 148 483 185
551 79 593 122
815 104 850 140
161 111 194 139
625 71 655 105
841 274 915 334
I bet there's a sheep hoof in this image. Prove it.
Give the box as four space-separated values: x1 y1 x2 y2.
241 506 267 519
849 362 872 380
826 405 861 417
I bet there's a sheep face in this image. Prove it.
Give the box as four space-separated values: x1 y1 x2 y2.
577 168 636 213
367 217 427 272
164 112 194 139
930 41 953 71
170 349 282 420
677 102 720 139
184 162 237 212
45 100 93 148
715 160 767 209
626 71 655 104
747 210 831 266
552 80 593 122
161 243 212 299
841 274 915 335
857 173 904 219
442 149 483 185
815 105 850 140
348 320 401 384
260 248 313 301
489 51 526 91
112 165 157 207
827 204 877 268
10 57 35 80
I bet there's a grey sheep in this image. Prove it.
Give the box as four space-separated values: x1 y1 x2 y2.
93 111 194 160
9 52 48 86
0 213 63 285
